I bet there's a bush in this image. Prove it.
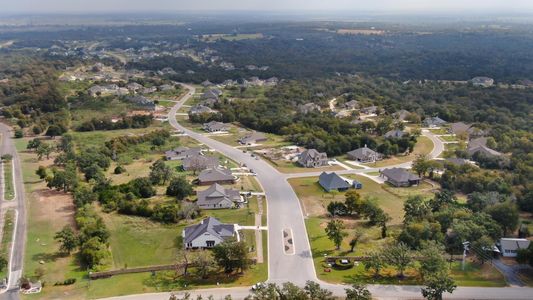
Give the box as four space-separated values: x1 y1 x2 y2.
114 165 126 174
334 258 354 270
54 278 76 286
14 129 23 138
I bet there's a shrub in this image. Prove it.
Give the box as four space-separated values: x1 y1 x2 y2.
334 258 354 270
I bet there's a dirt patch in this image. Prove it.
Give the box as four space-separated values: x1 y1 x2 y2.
34 188 76 229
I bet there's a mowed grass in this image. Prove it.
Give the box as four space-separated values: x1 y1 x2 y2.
363 135 433 168
450 262 506 287
263 157 344 174
15 138 88 300
3 159 14 200
0 209 15 279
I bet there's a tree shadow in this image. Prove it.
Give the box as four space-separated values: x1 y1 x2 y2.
32 252 63 263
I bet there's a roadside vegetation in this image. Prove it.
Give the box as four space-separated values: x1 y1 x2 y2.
2 155 15 200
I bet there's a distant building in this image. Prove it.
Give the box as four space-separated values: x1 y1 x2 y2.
127 95 156 110
197 167 236 185
203 121 229 133
297 149 328 168
183 217 236 249
347 145 382 163
471 77 494 87
499 238 530 258
238 131 267 145
393 109 411 121
384 129 406 139
182 155 219 171
201 80 214 87
344 100 359 110
196 183 242 209
297 103 321 114
360 106 378 115
189 105 215 115
423 116 447 128
165 147 203 161
380 168 421 187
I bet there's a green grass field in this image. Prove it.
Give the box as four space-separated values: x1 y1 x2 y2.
0 209 15 280
3 159 14 200
363 136 433 168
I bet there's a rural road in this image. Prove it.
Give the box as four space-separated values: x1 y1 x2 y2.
0 123 27 300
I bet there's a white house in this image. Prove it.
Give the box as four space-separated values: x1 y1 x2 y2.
500 238 531 257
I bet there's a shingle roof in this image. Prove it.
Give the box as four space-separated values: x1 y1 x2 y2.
381 168 420 183
318 172 351 190
183 217 235 244
384 129 406 138
182 155 219 170
347 146 380 159
198 167 234 183
197 184 241 206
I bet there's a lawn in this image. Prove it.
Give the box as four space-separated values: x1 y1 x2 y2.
363 136 433 168
450 261 506 287
289 175 434 223
3 159 14 200
0 209 15 280
439 135 458 142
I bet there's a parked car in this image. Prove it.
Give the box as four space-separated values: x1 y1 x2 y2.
251 282 267 291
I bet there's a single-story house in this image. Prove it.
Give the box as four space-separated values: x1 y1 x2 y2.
471 76 494 87
197 183 242 209
165 147 203 161
360 105 378 115
189 105 215 115
182 155 219 171
203 121 229 133
297 149 328 168
449 122 472 136
318 172 351 192
393 109 410 121
197 167 236 185
380 168 421 187
347 145 382 163
127 95 156 111
238 131 267 145
344 100 359 110
384 129 406 139
183 217 236 249
423 116 447 128
297 103 321 114
499 238 531 257
467 145 503 158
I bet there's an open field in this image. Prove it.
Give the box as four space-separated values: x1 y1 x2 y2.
363 136 433 168
289 175 435 223
3 159 14 200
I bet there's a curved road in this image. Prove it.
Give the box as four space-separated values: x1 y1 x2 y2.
0 123 27 300
169 85 317 284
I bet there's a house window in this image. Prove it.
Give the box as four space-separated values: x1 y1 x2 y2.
187 243 192 248
206 241 215 247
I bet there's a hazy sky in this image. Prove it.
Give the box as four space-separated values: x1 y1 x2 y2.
3 0 533 14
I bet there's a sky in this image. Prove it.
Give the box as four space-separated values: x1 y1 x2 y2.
3 0 533 14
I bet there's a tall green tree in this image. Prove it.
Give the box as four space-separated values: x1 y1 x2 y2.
149 159 174 185
325 219 347 250
166 176 193 200
212 238 250 273
345 283 372 300
54 226 79 255
363 250 385 278
421 271 457 300
384 242 412 278
486 201 519 236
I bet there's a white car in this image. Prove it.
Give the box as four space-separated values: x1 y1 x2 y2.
251 282 267 291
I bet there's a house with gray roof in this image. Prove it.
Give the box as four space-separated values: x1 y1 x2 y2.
197 167 236 185
127 95 156 110
347 145 382 163
467 145 503 158
344 100 359 110
201 80 214 87
297 103 321 114
183 217 236 249
423 116 447 128
297 149 328 168
393 109 411 121
471 77 494 87
361 105 378 114
318 172 352 192
384 129 406 139
499 238 531 258
203 121 229 133
197 183 242 209
380 168 421 187
182 155 219 171
189 105 215 115
238 131 267 145
165 147 203 161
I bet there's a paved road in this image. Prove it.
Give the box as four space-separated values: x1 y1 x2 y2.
100 84 533 299
0 123 27 300
169 84 317 284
